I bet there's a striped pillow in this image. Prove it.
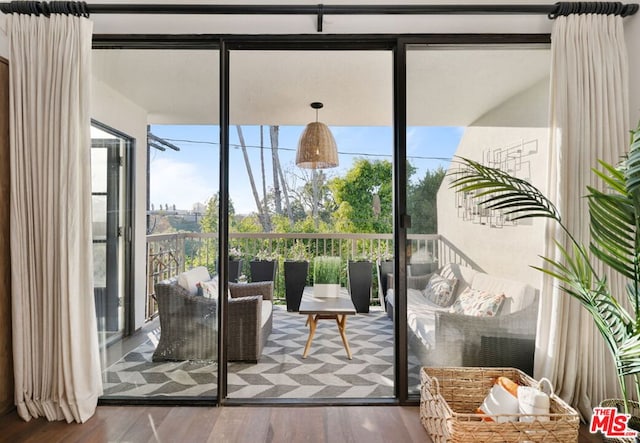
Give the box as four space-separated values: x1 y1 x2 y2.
422 274 458 307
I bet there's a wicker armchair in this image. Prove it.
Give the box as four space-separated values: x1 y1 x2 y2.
153 279 218 362
152 279 273 363
228 281 273 362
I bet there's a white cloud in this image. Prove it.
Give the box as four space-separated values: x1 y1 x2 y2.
150 158 217 210
407 127 421 155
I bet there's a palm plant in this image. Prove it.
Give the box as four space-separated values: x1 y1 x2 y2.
450 124 640 413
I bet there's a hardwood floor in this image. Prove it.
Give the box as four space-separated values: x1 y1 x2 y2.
0 405 606 442
0 406 428 443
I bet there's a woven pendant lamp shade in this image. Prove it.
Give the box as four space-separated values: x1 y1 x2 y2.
296 102 339 169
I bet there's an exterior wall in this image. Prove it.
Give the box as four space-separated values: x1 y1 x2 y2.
91 78 148 330
437 80 550 288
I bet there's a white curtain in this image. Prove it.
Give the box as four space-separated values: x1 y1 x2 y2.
535 13 630 419
9 14 101 422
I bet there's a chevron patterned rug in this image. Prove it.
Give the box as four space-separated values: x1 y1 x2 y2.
103 305 421 399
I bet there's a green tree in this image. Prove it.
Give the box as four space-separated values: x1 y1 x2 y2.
329 159 393 233
407 166 446 234
199 193 236 234
235 214 262 233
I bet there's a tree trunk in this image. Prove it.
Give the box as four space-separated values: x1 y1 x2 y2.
270 125 294 227
236 125 270 232
259 125 270 223
270 125 283 216
312 169 320 228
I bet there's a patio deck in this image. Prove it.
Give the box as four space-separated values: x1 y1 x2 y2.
102 304 412 400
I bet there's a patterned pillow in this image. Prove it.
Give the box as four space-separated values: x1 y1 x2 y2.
422 274 458 307
450 287 506 317
197 278 219 300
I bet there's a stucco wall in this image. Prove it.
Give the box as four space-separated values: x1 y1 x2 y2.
91 78 148 330
438 127 549 287
437 79 550 288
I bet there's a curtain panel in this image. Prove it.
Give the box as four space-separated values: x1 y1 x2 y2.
9 14 101 422
536 13 630 419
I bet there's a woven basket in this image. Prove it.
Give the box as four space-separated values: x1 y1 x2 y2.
420 367 580 443
599 399 640 443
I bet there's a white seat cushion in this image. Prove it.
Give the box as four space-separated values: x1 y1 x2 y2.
261 300 272 328
406 288 451 350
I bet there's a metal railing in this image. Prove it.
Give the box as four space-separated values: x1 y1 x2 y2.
145 232 470 321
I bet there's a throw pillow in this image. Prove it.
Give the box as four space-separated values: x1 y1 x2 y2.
177 266 211 295
450 287 506 317
422 274 458 307
198 278 219 300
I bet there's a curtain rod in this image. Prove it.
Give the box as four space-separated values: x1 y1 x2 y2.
1 2 638 32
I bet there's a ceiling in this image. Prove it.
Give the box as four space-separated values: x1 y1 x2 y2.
92 47 550 127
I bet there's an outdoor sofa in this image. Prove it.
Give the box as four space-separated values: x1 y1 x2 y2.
386 262 538 373
153 266 273 363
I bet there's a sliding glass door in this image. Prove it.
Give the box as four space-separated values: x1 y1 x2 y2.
94 48 220 400
226 47 395 401
91 36 551 405
405 44 550 394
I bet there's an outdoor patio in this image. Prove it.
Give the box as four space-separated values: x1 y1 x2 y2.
101 304 418 399
98 232 472 400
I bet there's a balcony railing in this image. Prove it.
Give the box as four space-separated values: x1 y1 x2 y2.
145 232 473 321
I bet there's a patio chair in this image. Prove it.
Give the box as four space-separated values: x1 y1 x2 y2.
152 277 273 363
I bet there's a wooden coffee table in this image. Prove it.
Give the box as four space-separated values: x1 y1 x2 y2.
299 288 357 360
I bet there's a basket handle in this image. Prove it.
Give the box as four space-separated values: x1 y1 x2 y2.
430 375 441 396
537 377 555 397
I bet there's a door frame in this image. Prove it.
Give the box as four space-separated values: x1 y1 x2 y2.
92 32 550 406
91 119 136 338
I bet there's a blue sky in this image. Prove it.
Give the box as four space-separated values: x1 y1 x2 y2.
149 124 464 213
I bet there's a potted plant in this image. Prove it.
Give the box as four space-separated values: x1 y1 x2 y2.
348 256 373 313
228 246 243 283
250 249 278 282
313 256 341 298
451 124 640 433
377 251 394 310
284 241 309 312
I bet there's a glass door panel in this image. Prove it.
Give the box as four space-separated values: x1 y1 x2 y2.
228 49 394 400
91 128 125 340
94 48 220 400
405 45 550 395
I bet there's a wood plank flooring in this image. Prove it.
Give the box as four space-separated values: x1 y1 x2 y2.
0 406 428 443
0 405 606 442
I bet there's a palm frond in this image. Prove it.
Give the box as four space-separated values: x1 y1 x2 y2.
594 161 626 195
450 157 561 223
624 127 640 198
535 241 634 364
617 333 640 376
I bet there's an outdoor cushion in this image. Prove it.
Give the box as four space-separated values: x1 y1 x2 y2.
177 266 210 295
470 272 535 314
450 287 505 317
422 274 458 307
261 300 272 328
198 277 218 300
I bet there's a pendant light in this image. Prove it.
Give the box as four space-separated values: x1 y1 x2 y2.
295 102 339 169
